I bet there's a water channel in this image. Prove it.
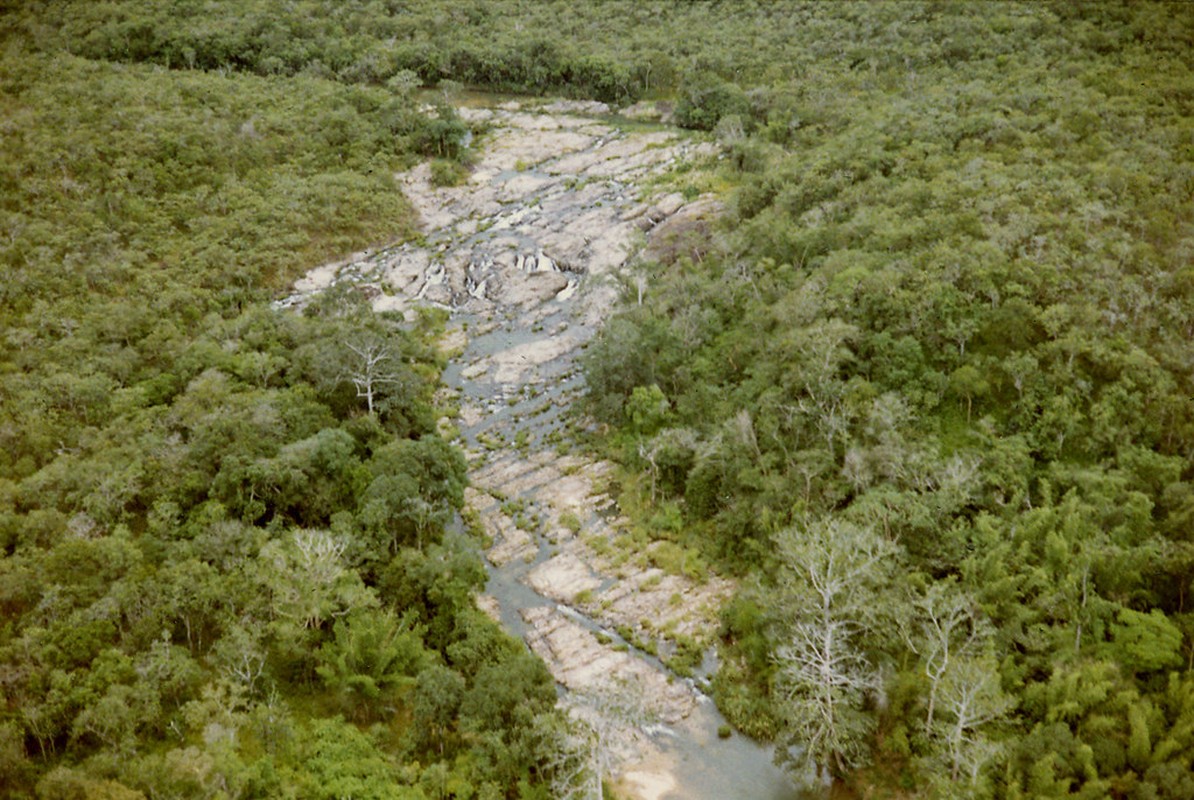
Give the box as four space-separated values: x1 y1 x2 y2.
447 303 807 800
285 98 815 799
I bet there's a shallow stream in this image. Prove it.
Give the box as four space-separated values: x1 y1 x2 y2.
286 98 813 799
449 307 805 800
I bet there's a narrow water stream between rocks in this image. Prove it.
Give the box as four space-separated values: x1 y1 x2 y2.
283 98 809 800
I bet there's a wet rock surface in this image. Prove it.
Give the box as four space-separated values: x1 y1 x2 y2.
285 99 797 800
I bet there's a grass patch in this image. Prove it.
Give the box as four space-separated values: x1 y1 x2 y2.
648 540 709 582
711 654 780 741
584 534 613 558
461 506 487 542
664 633 704 677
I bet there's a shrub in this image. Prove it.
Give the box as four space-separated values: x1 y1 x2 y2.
674 74 751 131
429 158 467 187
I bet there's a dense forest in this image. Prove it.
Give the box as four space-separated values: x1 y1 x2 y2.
0 4 557 799
2 1 1193 799
578 3 1194 799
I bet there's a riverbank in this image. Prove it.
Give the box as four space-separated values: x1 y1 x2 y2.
283 97 799 799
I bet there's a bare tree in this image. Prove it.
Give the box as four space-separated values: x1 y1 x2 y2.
343 338 405 415
541 714 598 800
773 518 899 784
546 677 657 800
901 581 987 729
932 654 1011 788
901 583 1008 792
211 623 267 693
261 530 370 630
640 427 697 501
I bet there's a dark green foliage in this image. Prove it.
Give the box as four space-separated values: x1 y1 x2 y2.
460 652 556 735
4 1 1194 797
301 718 417 800
429 159 468 188
417 105 470 161
411 664 465 757
577 2 1194 795
314 609 429 720
673 73 752 131
0 7 556 797
377 536 488 651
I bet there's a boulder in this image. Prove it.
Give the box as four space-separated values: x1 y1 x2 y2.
492 270 569 308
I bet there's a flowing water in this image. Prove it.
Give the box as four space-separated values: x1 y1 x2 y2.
448 307 807 800
283 98 813 800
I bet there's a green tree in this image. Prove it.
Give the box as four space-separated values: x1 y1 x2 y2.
315 608 429 721
359 436 466 554
625 384 671 437
301 718 419 800
949 364 990 424
411 664 466 757
1110 608 1184 674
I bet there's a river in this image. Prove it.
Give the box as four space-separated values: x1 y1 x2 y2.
283 97 813 800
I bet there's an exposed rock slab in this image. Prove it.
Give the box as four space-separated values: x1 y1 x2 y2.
521 606 695 725
280 98 754 800
620 100 674 124
277 104 714 323
584 565 732 643
525 552 602 601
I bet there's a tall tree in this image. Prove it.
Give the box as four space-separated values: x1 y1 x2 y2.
344 337 406 417
901 580 988 730
772 518 900 784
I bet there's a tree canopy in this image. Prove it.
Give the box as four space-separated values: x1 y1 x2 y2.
2 1 1193 798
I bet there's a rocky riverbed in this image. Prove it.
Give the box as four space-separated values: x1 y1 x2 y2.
283 98 798 800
